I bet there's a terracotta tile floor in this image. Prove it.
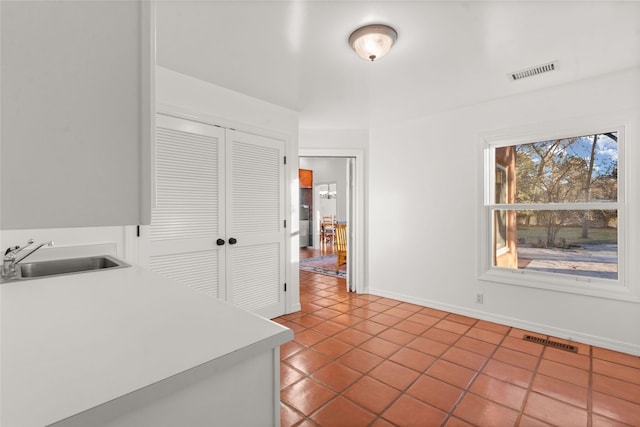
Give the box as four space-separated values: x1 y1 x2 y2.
274 267 640 427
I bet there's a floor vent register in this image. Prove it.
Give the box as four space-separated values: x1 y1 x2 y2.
523 334 578 353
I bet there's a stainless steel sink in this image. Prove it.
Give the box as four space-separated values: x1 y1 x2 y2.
4 255 130 281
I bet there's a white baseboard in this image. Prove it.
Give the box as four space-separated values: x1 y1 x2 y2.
369 287 640 357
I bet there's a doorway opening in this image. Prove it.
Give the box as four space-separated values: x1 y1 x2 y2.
298 149 364 293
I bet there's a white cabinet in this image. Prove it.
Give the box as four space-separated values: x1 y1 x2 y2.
0 1 153 229
51 349 283 427
140 114 286 318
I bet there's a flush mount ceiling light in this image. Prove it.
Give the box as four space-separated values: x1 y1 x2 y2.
348 24 397 62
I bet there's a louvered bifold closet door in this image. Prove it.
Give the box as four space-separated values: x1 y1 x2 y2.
226 130 285 319
144 114 226 299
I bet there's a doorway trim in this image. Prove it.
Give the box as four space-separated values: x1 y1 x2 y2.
299 148 365 293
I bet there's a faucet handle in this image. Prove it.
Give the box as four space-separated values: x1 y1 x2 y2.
4 246 19 256
4 239 35 257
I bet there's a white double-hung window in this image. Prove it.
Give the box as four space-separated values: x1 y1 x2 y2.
479 121 628 299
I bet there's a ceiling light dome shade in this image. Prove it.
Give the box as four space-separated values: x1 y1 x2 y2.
349 24 397 62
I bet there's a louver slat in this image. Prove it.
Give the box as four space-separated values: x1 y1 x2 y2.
231 244 280 311
149 251 219 298
151 127 219 241
231 141 280 234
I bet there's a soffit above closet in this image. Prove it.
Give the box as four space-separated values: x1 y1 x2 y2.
156 1 640 129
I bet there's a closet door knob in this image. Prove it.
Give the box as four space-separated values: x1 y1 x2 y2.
216 238 225 246
228 238 238 245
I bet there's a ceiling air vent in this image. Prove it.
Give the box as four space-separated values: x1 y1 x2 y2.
509 61 558 81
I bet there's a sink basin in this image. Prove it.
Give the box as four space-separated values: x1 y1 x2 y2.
5 255 130 281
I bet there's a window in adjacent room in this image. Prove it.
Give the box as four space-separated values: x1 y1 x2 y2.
481 125 625 296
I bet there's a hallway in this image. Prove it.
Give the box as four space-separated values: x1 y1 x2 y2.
274 270 640 426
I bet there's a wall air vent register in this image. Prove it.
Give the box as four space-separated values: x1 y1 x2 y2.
510 61 558 81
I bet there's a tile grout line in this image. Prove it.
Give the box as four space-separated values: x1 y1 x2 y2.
440 324 513 426
512 334 547 426
588 344 593 427
289 294 458 425
283 285 393 425
365 313 516 425
329 296 415 424
286 272 640 427
280 283 343 426
292 298 523 426
361 314 468 426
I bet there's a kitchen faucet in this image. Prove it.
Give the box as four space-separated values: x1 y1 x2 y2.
2 239 55 279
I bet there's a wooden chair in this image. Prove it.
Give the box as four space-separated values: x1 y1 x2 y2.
335 223 347 270
320 216 336 245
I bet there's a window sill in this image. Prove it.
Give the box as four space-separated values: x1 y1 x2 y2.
496 247 509 257
479 268 640 303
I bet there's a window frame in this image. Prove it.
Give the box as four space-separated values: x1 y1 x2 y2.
478 117 634 302
494 164 509 258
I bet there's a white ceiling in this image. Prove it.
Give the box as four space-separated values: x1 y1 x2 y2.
156 1 640 129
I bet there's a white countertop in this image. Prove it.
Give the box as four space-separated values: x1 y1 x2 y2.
1 264 292 427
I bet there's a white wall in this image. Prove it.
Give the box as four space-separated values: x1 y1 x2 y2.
299 129 369 150
0 227 132 264
368 68 640 355
157 68 298 138
156 67 301 314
